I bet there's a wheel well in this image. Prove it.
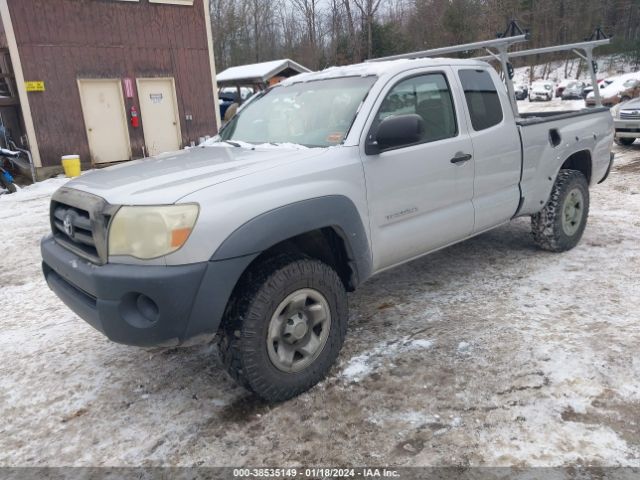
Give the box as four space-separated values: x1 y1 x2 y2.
561 150 592 184
250 228 358 292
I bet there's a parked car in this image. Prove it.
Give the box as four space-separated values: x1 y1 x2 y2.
42 57 614 402
612 97 640 146
218 87 255 119
583 78 614 98
529 81 554 101
609 78 640 106
561 81 586 100
514 83 528 100
555 78 573 98
585 77 640 107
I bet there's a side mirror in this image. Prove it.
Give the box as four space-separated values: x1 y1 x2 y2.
366 114 425 155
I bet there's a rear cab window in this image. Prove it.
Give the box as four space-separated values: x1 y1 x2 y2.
458 69 503 131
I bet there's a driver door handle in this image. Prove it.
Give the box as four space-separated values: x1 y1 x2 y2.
450 153 472 164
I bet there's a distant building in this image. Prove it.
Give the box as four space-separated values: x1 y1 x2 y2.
217 59 311 91
0 0 220 178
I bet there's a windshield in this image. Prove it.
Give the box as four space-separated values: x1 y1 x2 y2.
219 76 377 147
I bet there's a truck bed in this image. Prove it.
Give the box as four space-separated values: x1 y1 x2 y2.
516 107 614 216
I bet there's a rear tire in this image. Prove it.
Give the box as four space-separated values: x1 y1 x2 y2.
531 169 589 252
217 253 348 402
615 137 635 146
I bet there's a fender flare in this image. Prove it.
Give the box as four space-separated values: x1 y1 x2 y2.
211 195 373 286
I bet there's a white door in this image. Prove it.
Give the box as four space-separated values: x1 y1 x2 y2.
137 78 182 156
78 79 131 164
361 69 476 271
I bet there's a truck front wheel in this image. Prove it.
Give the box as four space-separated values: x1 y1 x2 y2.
531 169 589 252
615 137 635 146
217 253 348 402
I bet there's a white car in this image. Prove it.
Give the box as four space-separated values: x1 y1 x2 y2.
529 81 554 101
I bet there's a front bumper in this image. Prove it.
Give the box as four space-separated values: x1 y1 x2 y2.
41 235 256 347
614 119 640 138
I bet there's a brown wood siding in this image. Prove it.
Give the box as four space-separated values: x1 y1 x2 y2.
7 0 217 168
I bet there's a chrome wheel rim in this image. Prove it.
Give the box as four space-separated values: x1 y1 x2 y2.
562 188 584 236
267 288 331 373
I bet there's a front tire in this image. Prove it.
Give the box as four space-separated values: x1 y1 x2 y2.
531 169 589 252
218 254 348 402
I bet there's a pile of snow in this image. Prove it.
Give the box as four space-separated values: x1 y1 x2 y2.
0 176 69 203
340 336 434 382
200 137 309 150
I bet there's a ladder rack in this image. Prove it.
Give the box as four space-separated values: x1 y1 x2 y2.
366 23 612 114
475 37 611 107
367 34 529 63
368 34 529 115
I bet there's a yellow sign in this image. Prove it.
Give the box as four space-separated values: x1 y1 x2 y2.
25 81 45 92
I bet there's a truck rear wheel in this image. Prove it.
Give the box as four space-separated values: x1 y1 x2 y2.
531 169 589 252
217 253 348 402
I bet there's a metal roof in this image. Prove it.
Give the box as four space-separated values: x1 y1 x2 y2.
216 59 311 85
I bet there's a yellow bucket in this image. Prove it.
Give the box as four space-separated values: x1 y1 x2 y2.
61 155 81 178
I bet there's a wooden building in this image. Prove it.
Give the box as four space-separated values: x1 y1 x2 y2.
0 0 220 178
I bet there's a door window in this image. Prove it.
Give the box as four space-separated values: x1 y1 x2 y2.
458 69 503 131
372 73 458 144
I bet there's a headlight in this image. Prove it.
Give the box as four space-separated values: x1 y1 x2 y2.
108 204 199 259
611 103 622 118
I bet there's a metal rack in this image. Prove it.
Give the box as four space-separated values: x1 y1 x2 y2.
368 23 612 115
476 36 611 107
368 32 529 115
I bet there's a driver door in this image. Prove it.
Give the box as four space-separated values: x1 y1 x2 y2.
360 68 475 271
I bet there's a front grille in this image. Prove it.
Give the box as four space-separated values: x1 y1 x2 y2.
50 188 116 264
52 203 99 260
620 110 640 120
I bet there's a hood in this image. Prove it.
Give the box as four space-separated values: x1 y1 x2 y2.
620 97 640 110
531 84 552 93
66 145 327 205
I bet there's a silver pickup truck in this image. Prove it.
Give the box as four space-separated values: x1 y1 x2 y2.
41 57 614 401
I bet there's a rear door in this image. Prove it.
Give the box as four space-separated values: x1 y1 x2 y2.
360 67 476 271
453 68 522 232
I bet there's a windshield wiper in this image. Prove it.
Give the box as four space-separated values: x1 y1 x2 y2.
221 140 241 147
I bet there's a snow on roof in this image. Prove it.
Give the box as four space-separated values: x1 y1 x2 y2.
280 57 488 85
216 59 311 84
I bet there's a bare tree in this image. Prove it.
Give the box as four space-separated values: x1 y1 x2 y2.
353 0 383 59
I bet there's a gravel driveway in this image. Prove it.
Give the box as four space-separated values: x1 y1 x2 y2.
1 143 639 467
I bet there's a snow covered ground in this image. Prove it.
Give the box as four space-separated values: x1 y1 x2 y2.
512 54 636 86
1 144 639 467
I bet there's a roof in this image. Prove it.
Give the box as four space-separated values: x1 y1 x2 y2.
216 59 311 85
280 57 489 86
